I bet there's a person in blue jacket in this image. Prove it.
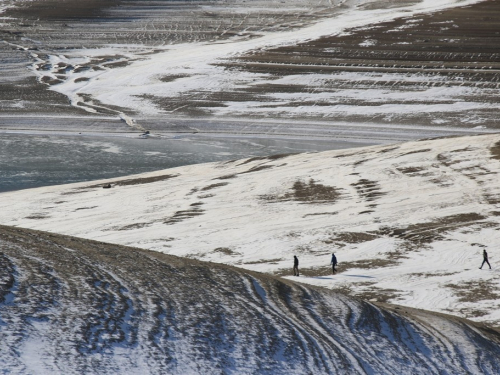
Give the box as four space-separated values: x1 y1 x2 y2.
331 253 338 274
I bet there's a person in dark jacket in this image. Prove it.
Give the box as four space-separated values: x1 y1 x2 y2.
293 256 299 276
331 253 337 274
480 249 491 269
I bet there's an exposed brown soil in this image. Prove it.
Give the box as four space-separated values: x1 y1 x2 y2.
24 215 49 220
303 211 338 218
164 207 204 225
215 174 238 180
446 280 500 303
239 165 274 174
263 178 341 204
212 247 240 256
377 213 487 243
6 0 120 20
115 222 152 231
3 0 500 131
490 140 500 161
324 231 379 245
340 258 400 270
277 256 399 278
353 288 402 304
238 153 296 165
74 206 98 211
398 149 432 157
83 174 178 189
213 0 500 126
200 182 229 191
351 179 385 203
0 77 84 115
244 258 285 265
397 166 426 174
237 1 500 67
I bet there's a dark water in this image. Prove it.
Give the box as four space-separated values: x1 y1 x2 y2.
0 133 373 192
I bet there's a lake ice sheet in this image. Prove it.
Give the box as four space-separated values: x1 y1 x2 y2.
0 133 369 192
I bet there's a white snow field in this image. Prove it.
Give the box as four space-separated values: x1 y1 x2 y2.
1 133 500 328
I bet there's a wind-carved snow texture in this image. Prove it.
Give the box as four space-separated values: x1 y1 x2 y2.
0 225 499 374
2 134 500 328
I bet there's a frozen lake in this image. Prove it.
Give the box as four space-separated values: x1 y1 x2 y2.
0 132 370 192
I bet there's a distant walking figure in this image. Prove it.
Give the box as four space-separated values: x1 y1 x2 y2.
480 249 491 269
331 253 338 274
293 256 299 276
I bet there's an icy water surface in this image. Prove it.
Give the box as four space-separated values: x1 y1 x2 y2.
0 133 371 192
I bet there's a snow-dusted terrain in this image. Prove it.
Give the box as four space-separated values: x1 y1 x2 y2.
2 133 500 329
1 224 499 374
2 0 500 371
31 0 487 119
2 0 499 135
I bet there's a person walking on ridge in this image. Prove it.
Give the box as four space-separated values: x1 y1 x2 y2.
480 249 492 269
331 253 337 274
293 255 299 276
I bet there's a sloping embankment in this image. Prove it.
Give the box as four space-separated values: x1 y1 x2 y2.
0 225 499 374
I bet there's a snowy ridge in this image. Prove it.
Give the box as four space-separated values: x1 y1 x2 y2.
2 133 500 327
0 225 499 374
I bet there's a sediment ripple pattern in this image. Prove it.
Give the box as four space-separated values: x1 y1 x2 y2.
0 225 499 374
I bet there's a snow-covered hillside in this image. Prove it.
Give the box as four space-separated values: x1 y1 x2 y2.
2 134 500 327
0 225 499 374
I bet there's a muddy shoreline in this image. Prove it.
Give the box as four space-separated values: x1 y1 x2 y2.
2 0 499 135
